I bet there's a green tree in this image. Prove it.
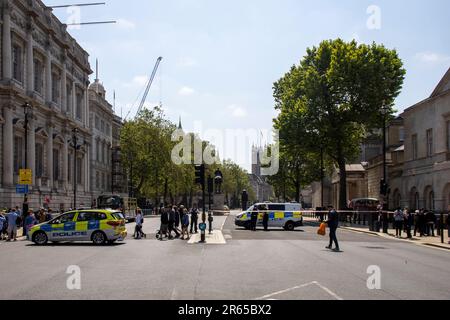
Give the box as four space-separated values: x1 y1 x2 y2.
274 39 405 209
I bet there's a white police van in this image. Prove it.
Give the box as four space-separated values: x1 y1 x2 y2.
235 203 303 231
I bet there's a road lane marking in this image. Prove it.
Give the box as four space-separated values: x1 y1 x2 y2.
255 281 343 301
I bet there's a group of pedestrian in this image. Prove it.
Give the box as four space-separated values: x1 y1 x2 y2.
158 204 199 241
250 204 270 231
394 207 438 239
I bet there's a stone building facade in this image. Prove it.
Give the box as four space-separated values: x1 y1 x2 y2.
393 67 450 212
0 0 123 210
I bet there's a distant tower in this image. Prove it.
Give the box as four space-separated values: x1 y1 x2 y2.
252 145 261 177
178 116 183 130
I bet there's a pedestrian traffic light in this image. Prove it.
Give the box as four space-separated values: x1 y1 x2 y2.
195 164 205 187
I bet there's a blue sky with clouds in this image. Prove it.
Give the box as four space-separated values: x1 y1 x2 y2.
46 0 450 169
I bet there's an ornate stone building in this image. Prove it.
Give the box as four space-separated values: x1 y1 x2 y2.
0 0 123 210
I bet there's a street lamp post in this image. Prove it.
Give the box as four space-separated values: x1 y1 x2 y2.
22 103 32 234
70 128 84 210
381 105 390 211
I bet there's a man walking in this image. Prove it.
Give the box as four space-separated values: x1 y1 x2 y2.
181 208 190 240
159 206 170 241
394 207 404 238
168 206 180 240
6 208 20 242
190 205 199 234
325 206 340 252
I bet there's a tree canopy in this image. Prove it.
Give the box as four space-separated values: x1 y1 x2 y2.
273 39 405 209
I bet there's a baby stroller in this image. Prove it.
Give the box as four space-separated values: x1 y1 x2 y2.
156 224 169 240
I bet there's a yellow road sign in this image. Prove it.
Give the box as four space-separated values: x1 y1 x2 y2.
19 169 32 185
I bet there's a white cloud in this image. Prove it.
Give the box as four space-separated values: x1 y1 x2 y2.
228 104 248 118
415 52 450 64
177 57 197 67
123 75 149 88
116 18 136 30
179 86 195 96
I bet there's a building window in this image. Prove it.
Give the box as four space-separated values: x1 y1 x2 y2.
96 140 100 162
66 84 72 115
399 127 405 142
426 129 433 157
12 45 23 83
95 116 100 130
101 120 105 134
53 149 60 181
447 121 450 152
14 136 24 174
76 91 83 120
36 144 44 178
102 172 105 189
76 158 82 185
52 72 60 104
34 59 44 94
412 134 418 160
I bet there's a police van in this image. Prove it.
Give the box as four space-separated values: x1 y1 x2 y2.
235 203 303 231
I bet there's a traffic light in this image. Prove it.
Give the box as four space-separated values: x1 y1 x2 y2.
207 176 214 194
380 179 388 196
195 164 205 187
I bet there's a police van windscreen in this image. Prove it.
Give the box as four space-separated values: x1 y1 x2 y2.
268 204 286 211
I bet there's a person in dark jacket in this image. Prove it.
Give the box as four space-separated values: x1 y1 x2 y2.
168 206 180 239
325 206 340 252
263 211 269 231
158 206 170 241
250 207 259 231
418 209 427 237
190 205 199 234
425 211 436 237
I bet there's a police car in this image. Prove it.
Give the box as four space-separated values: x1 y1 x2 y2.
28 209 128 245
235 203 304 231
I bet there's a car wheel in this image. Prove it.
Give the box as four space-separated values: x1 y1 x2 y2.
244 222 252 230
285 221 295 231
33 231 48 245
92 231 106 245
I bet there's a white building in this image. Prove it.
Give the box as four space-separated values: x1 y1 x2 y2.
0 0 122 210
394 67 450 212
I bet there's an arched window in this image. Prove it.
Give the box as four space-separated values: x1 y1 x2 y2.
393 189 401 209
424 186 435 211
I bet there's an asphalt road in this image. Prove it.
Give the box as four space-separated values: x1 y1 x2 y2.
0 212 449 300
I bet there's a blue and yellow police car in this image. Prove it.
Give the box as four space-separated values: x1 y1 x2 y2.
28 209 127 245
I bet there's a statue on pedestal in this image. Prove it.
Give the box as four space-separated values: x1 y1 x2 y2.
214 169 223 194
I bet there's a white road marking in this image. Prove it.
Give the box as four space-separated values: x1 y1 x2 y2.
255 281 343 301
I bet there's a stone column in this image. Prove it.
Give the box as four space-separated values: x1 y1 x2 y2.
28 117 36 186
26 24 34 93
2 107 13 186
47 126 53 189
85 148 90 192
45 53 52 103
61 64 67 112
83 86 88 127
2 2 12 80
62 134 68 190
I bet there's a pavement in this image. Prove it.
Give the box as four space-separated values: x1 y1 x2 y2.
303 217 450 251
0 211 449 300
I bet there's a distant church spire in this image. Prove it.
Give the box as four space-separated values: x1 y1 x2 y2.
178 116 183 130
95 59 99 81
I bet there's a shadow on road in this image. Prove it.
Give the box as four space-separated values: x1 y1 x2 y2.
234 228 305 233
26 242 126 248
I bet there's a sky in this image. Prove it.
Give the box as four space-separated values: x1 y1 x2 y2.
46 0 450 171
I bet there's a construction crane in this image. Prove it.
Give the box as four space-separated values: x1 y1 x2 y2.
125 56 163 120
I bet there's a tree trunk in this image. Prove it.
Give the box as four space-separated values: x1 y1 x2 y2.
163 178 168 205
338 157 348 210
295 180 301 203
